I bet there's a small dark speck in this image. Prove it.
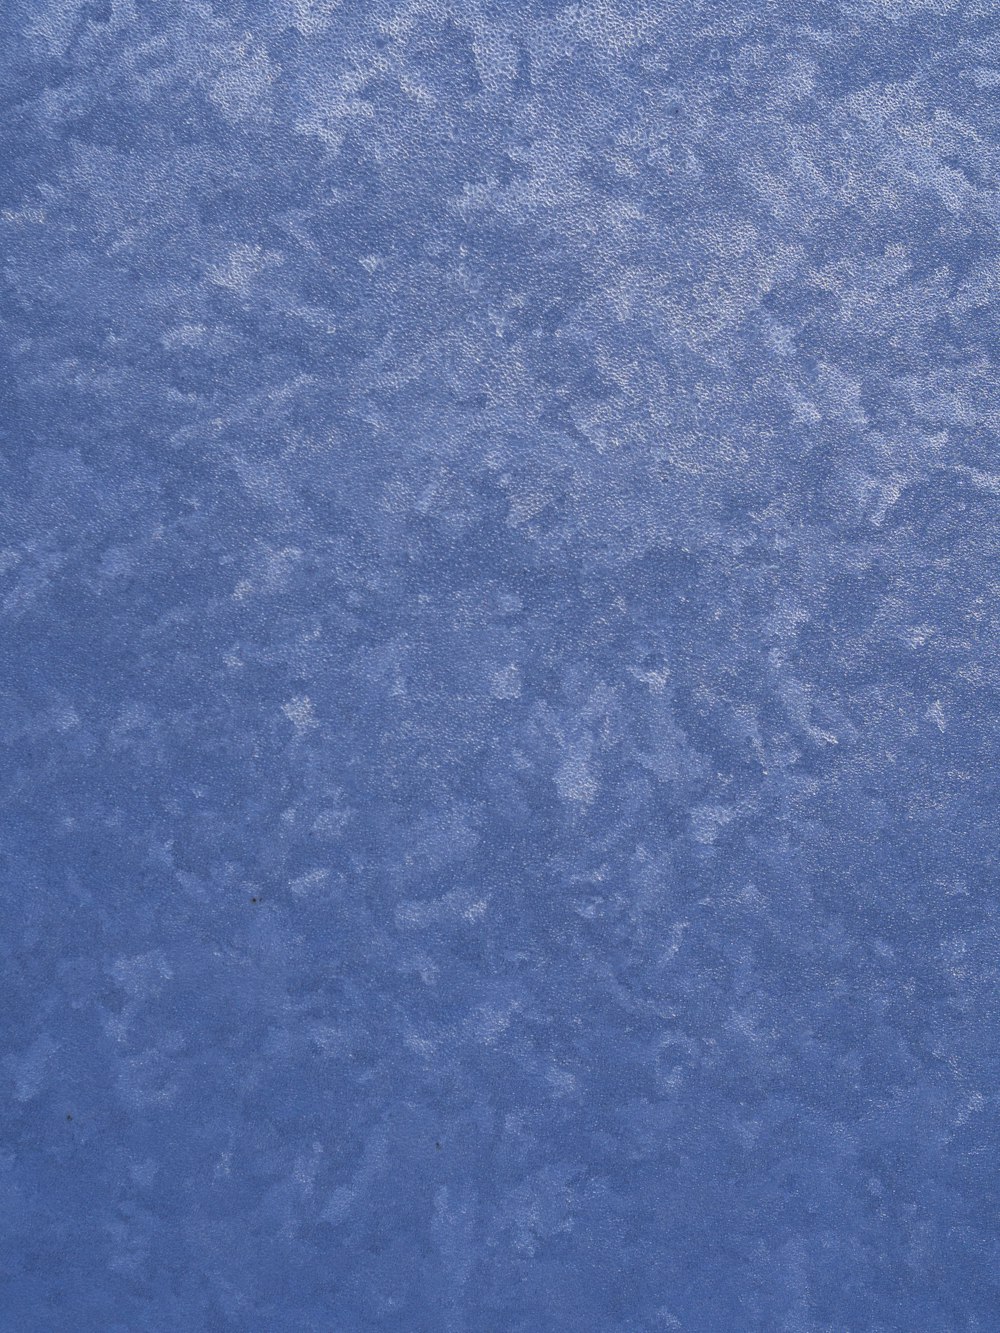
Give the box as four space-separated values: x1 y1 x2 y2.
435 1141 441 1150
250 897 259 904
66 1114 73 1121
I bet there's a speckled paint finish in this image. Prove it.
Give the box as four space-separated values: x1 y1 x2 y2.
2 2 999 1329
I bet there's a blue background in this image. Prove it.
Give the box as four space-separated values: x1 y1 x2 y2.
2 1 999 1328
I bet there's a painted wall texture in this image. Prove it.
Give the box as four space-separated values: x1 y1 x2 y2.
2 1 999 1329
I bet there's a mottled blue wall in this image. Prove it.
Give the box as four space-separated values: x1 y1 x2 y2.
2 1 999 1329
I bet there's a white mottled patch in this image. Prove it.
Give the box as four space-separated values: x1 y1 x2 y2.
490 664 522 699
282 695 318 733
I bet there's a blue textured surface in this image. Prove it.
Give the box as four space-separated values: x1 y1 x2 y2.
3 2 1000 1329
